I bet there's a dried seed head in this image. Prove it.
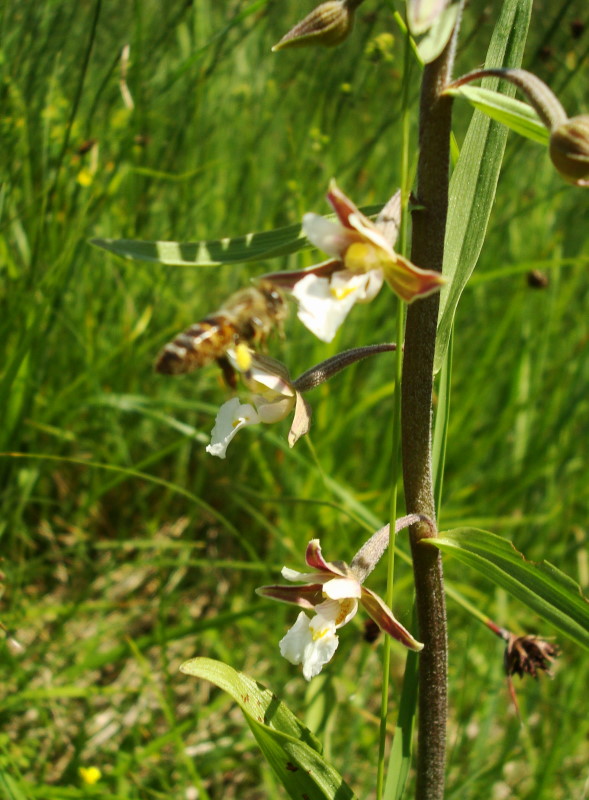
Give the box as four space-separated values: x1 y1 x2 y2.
272 1 356 52
549 115 589 187
504 634 558 679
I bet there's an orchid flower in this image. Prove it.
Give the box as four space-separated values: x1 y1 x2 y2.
264 181 445 342
206 351 311 459
206 343 397 458
257 537 423 681
291 267 384 343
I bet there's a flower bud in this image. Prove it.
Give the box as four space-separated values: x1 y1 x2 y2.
407 0 452 36
549 114 589 187
272 0 356 52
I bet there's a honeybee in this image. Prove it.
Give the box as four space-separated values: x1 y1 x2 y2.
155 280 287 377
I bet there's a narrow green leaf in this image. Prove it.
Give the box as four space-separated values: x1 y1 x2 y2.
90 205 383 268
432 325 453 513
180 658 358 800
384 638 419 800
434 0 533 373
444 85 549 144
424 529 589 650
91 222 307 267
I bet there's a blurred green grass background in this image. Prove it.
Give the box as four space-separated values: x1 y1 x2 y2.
0 0 588 798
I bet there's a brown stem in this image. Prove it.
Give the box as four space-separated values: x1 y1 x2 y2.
401 35 456 800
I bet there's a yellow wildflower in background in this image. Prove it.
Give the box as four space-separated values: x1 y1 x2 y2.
79 766 102 785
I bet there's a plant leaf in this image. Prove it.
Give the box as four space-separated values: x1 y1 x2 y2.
434 0 533 373
91 222 307 267
180 657 358 800
423 529 589 650
384 634 419 800
444 85 548 144
90 205 383 268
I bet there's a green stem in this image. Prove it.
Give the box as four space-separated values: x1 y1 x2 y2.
401 33 457 800
376 300 405 800
376 24 413 799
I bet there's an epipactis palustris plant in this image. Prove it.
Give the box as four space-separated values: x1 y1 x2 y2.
126 1 588 799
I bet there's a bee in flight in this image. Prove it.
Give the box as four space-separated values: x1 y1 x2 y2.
155 280 287 381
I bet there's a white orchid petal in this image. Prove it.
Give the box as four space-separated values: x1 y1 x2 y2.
348 211 396 254
322 576 362 600
314 597 358 628
279 611 339 681
292 270 384 342
302 213 353 258
301 632 339 681
248 366 295 397
357 269 385 302
279 612 314 664
291 274 359 342
330 269 384 301
281 567 325 583
205 398 262 459
311 599 341 627
253 394 295 424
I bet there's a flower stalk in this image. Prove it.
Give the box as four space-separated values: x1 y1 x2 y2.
447 67 567 129
401 27 457 800
292 342 397 391
445 68 589 186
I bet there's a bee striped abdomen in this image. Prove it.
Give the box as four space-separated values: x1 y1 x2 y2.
155 281 287 377
155 317 237 375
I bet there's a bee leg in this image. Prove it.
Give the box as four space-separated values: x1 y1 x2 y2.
217 357 238 389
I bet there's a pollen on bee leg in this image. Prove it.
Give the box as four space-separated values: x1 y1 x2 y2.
235 342 253 373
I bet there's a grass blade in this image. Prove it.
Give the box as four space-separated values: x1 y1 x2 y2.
383 639 419 800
